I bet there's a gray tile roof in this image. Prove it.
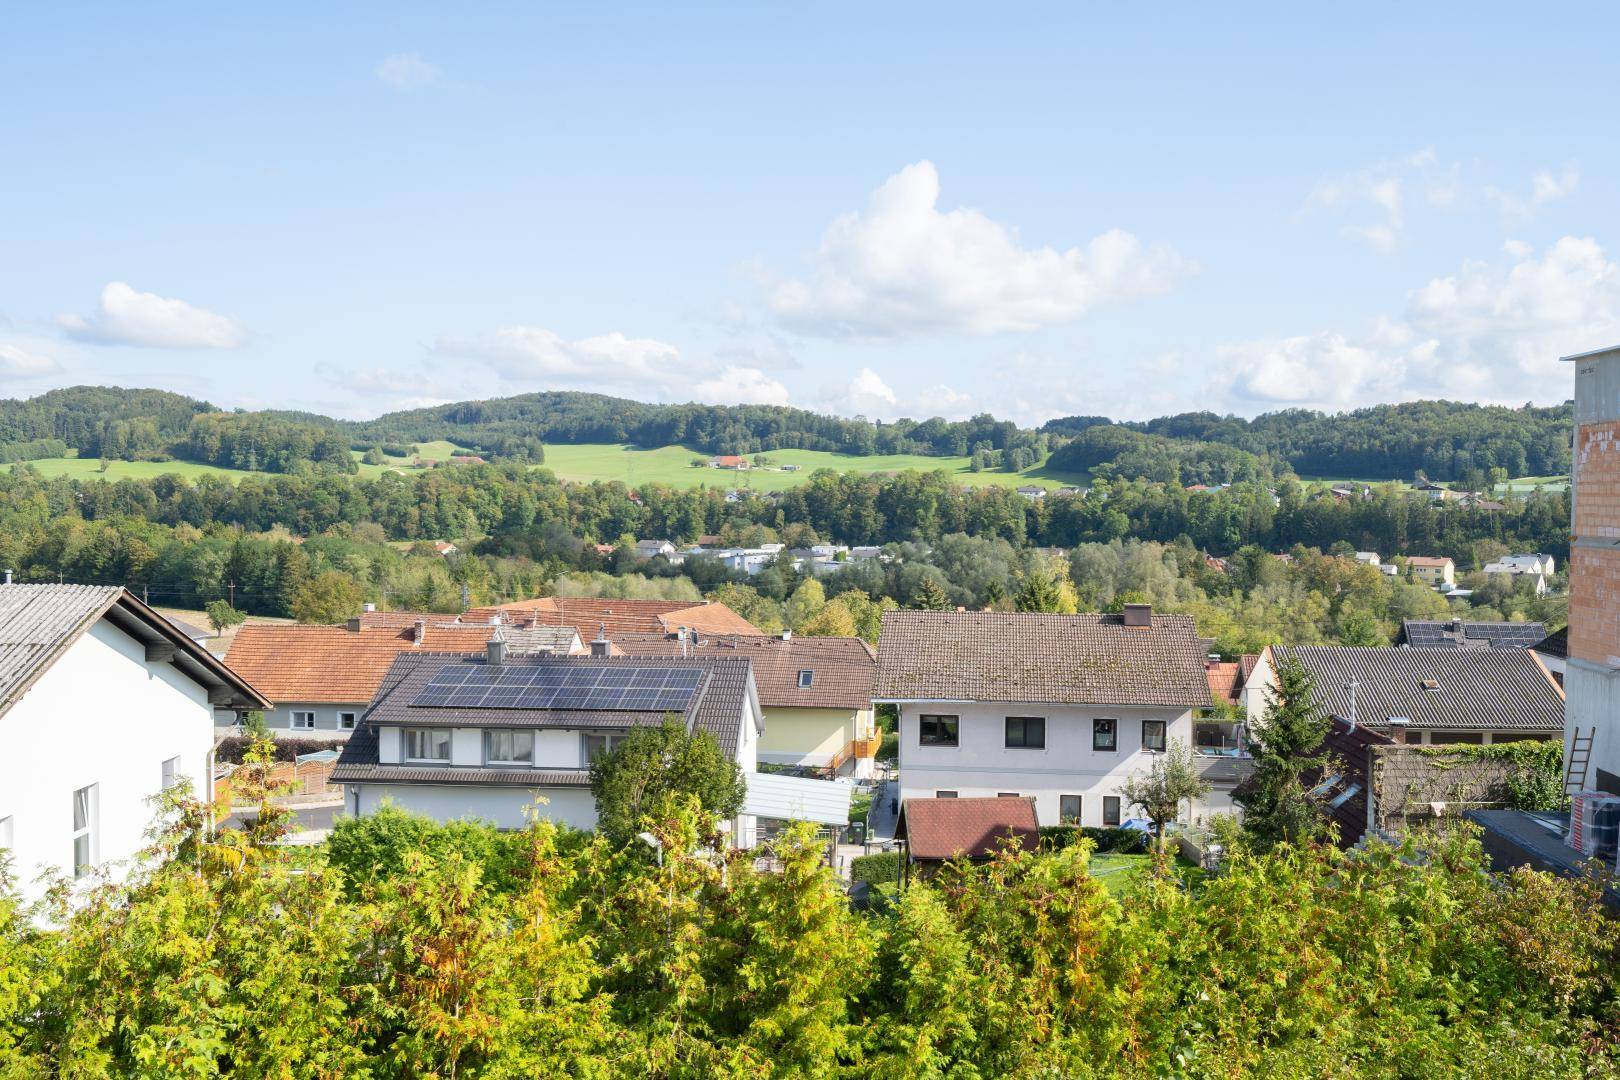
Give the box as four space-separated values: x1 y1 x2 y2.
1277 645 1565 732
334 653 757 783
1531 626 1568 660
875 610 1212 708
1399 620 1547 649
0 584 268 718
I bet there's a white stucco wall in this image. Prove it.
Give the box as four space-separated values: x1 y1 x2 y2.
896 701 1194 827
0 620 216 905
241 702 365 739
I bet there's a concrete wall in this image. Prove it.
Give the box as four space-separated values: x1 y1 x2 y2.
897 700 1194 827
0 620 215 905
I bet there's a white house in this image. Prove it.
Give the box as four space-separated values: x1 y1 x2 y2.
333 644 765 842
0 585 268 904
875 606 1224 828
1482 553 1557 596
634 539 680 562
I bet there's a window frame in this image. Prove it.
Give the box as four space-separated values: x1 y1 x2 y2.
338 711 358 731
918 714 960 747
403 727 452 763
1141 719 1167 752
1093 718 1118 752
797 669 814 688
0 815 12 850
1003 715 1046 750
1060 794 1082 825
935 790 958 798
72 783 98 878
582 732 629 765
484 729 536 767
1102 795 1122 827
996 791 1021 798
161 755 180 791
290 710 316 731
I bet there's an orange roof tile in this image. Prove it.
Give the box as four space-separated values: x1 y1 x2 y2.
1206 661 1241 705
461 597 760 639
223 622 496 704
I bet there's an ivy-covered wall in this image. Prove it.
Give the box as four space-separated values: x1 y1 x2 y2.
1371 740 1565 836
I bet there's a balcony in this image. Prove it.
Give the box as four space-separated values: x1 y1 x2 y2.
1194 721 1252 784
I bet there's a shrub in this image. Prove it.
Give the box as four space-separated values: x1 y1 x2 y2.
1038 825 1149 854
850 850 902 885
325 804 531 894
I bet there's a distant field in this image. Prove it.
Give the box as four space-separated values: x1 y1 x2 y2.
1 456 263 482
535 443 1090 491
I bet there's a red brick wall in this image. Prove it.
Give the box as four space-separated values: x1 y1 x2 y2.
1575 421 1620 541
1573 420 1620 666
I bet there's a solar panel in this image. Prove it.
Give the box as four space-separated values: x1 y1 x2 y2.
411 663 705 711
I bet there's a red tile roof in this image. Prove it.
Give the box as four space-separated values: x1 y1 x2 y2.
224 622 496 704
1206 661 1242 705
462 597 760 639
898 796 1040 861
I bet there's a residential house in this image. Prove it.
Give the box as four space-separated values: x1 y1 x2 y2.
1054 486 1083 497
1353 551 1382 568
614 631 879 776
1531 626 1568 685
850 545 884 561
710 455 750 470
223 617 515 739
1413 479 1449 501
1405 556 1457 591
1250 644 1565 745
780 463 802 472
1015 485 1046 500
896 795 1039 877
432 541 459 557
332 647 764 840
1397 619 1548 649
0 585 268 904
1482 553 1556 596
717 547 780 576
461 596 761 639
875 606 1225 828
634 539 678 560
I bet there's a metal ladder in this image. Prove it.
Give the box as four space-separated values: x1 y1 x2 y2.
1564 727 1595 796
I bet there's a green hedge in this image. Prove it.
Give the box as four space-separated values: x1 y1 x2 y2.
1038 825 1149 854
850 850 902 885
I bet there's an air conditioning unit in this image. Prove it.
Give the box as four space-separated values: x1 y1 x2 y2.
1568 793 1620 861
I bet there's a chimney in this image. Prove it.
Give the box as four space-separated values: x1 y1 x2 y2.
486 636 507 665
3 570 10 585
363 602 376 613
346 617 362 633
413 618 426 645
590 622 611 657
1122 603 1152 628
780 628 792 641
1387 716 1409 744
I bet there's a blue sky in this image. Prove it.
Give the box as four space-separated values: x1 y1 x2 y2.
3 4 1618 424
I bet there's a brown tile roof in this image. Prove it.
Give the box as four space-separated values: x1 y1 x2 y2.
1237 717 1392 847
611 632 876 709
1239 653 1261 682
224 622 496 704
898 796 1040 861
1206 661 1242 705
1276 645 1565 732
1406 556 1454 568
460 597 760 639
875 609 1212 708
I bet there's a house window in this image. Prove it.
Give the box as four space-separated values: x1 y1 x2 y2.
935 790 958 798
403 728 451 762
161 756 180 790
797 669 814 688
1093 718 1118 752
72 783 98 878
583 733 629 764
291 711 316 731
1141 720 1167 752
1428 732 1483 745
338 712 358 731
485 730 535 766
997 792 1020 798
1102 796 1121 827
1004 716 1046 750
1060 795 1082 824
919 714 960 747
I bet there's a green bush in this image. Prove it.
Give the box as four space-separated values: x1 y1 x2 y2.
850 850 902 885
325 804 532 894
1038 825 1149 854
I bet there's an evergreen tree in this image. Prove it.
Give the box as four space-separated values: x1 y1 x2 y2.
913 576 952 611
1237 658 1332 847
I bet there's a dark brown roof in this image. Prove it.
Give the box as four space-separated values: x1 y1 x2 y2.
897 796 1040 861
1239 653 1260 681
1315 718 1394 847
1531 626 1569 660
611 632 875 709
333 653 757 784
875 610 1212 708
1277 645 1565 732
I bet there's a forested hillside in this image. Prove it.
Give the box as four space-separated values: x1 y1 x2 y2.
0 384 1575 483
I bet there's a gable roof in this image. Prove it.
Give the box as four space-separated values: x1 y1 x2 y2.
1405 556 1454 568
1206 661 1242 705
1276 645 1565 731
897 796 1040 861
0 584 268 720
224 621 497 704
333 653 757 785
611 632 876 709
1531 626 1569 660
460 597 760 639
1399 620 1547 649
875 609 1212 708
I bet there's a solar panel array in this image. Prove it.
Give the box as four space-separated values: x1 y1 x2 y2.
1401 621 1547 649
411 663 706 712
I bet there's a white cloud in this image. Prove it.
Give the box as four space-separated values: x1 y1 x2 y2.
314 364 458 414
914 383 973 418
1216 236 1620 411
376 53 440 90
1486 164 1580 220
58 282 246 349
0 343 61 377
433 327 683 386
691 366 791 406
842 367 899 415
765 161 1191 338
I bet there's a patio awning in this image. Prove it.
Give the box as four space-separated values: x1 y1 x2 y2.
743 771 852 826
